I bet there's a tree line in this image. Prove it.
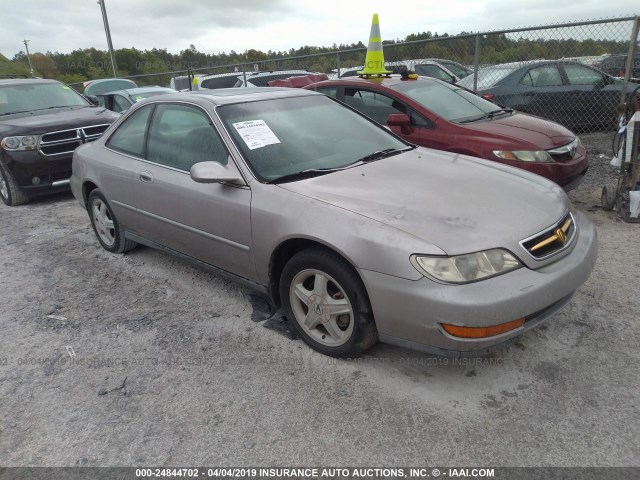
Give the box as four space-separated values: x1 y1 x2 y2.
0 31 629 87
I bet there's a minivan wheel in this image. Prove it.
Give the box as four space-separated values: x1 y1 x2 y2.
87 189 136 253
0 162 29 206
280 247 378 357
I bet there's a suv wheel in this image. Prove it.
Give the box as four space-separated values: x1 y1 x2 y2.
0 162 29 206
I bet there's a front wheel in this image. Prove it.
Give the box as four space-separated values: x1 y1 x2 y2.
87 189 136 253
280 247 378 357
0 162 29 206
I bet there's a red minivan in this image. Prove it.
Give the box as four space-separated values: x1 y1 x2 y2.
297 75 588 191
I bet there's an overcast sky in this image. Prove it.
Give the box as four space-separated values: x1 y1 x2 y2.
0 0 635 58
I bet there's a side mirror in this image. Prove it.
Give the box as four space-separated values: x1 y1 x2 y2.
190 161 245 185
85 95 100 106
387 113 412 134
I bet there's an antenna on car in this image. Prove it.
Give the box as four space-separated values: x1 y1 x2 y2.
358 14 392 78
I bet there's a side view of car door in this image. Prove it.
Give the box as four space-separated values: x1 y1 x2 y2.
509 65 568 125
117 102 255 280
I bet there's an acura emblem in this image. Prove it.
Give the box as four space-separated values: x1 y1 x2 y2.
555 228 567 243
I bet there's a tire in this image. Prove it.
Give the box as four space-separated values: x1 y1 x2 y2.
87 189 136 253
279 246 378 357
0 162 29 206
601 184 618 211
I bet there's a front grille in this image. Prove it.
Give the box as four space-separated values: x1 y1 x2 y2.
548 151 574 162
39 124 111 156
547 138 580 163
520 212 576 260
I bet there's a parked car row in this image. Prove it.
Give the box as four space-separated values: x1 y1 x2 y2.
0 70 598 358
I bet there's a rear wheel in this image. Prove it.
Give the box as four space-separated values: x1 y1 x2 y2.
87 189 136 253
601 184 618 211
0 162 29 206
280 247 377 357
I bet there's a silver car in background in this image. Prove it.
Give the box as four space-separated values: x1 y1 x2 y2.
70 88 597 358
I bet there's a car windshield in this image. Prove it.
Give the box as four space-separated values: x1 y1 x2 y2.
201 75 242 90
458 67 516 90
439 62 472 78
218 95 408 182
390 80 504 123
0 82 88 115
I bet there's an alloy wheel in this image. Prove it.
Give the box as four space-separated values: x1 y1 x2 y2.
289 269 354 347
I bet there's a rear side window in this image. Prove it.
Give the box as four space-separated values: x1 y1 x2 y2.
106 105 152 157
146 104 228 171
521 66 563 87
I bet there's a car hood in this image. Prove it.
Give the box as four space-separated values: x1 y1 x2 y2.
457 112 575 149
279 148 568 255
0 107 119 136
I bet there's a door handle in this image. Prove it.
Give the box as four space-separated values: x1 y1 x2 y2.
139 171 153 183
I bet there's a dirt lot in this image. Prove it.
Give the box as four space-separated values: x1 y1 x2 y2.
1 133 639 467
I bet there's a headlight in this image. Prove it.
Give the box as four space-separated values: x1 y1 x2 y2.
1 135 39 151
493 150 554 163
411 249 522 284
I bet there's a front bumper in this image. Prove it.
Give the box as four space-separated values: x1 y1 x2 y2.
1 149 72 197
502 148 588 192
360 210 598 355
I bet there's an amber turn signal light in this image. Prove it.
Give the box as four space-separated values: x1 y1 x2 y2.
441 318 525 339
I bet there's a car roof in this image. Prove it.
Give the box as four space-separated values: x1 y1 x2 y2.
138 87 320 106
0 78 61 87
308 74 438 88
108 87 176 96
477 59 611 74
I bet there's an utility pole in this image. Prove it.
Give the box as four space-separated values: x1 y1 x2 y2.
97 0 118 77
23 39 35 77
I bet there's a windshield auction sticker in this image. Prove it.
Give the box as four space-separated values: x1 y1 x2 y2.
232 120 281 150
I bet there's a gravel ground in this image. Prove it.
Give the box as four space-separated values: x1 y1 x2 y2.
1 133 639 467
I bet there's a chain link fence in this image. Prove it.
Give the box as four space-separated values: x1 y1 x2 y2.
74 16 639 131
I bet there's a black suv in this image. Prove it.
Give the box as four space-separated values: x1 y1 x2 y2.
0 78 120 206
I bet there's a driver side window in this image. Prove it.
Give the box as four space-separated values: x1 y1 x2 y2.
563 65 604 85
343 88 433 128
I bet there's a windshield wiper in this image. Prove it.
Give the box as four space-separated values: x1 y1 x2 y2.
269 146 415 184
269 167 346 184
458 108 514 124
486 108 514 116
356 146 415 163
0 106 82 116
39 105 81 110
